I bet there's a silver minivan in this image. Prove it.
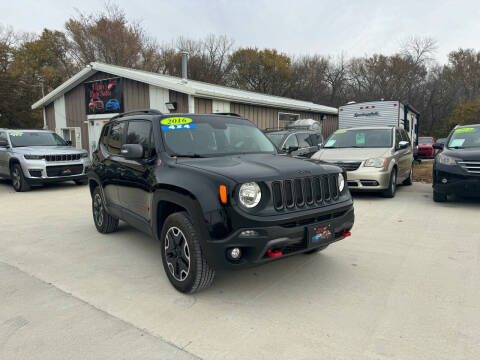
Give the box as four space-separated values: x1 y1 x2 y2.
312 126 413 197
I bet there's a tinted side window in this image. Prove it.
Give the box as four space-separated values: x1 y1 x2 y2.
101 124 110 147
126 120 153 157
395 129 402 149
107 122 125 155
283 134 298 149
402 129 411 143
296 133 311 147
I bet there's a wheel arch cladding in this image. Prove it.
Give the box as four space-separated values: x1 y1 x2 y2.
9 158 20 169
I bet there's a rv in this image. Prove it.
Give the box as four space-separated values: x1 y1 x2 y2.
338 100 419 156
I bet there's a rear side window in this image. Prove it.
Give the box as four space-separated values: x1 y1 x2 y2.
126 120 154 157
107 122 125 155
296 133 311 147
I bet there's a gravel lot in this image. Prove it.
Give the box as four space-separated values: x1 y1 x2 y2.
0 180 479 360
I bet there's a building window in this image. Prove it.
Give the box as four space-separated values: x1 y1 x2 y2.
278 112 300 128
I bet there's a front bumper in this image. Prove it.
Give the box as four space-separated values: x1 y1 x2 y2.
203 202 354 270
20 158 91 185
345 167 391 191
433 166 480 197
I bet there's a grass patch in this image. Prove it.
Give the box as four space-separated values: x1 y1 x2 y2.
413 160 433 183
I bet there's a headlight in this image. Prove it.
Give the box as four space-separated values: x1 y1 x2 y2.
338 173 345 192
80 152 89 158
238 182 262 208
364 158 386 168
24 154 44 160
437 153 458 165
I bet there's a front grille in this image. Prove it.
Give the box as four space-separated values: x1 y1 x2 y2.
46 164 83 177
331 161 361 172
271 175 340 211
45 154 82 162
458 161 480 174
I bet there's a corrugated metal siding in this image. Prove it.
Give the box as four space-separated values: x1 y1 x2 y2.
65 84 88 150
230 102 337 136
169 90 189 113
322 115 339 139
45 103 55 130
194 98 212 114
124 78 149 111
339 101 400 129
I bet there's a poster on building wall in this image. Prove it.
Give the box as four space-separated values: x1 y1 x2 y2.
84 77 124 115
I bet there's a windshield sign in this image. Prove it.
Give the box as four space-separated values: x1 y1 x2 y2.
324 129 392 148
9 132 67 147
161 117 276 157
448 126 480 148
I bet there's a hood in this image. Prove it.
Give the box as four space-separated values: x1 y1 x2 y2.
312 148 391 162
176 154 339 183
12 146 86 154
443 147 480 161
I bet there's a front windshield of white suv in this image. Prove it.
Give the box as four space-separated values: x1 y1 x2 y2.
324 128 393 148
447 126 480 148
9 131 67 147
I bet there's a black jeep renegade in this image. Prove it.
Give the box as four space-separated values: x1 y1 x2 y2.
88 110 355 293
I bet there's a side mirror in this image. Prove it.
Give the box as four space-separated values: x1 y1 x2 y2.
285 146 299 154
0 139 9 148
121 144 144 159
433 143 444 150
318 143 323 148
398 141 409 150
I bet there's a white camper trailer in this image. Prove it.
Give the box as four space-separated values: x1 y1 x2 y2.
338 100 419 154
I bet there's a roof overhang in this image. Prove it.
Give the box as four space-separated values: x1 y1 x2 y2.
32 62 338 115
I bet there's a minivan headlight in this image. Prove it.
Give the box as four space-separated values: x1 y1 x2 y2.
338 173 345 192
239 182 262 208
364 158 386 168
437 153 458 165
24 154 45 160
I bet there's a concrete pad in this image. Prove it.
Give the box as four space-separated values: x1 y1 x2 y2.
0 179 479 359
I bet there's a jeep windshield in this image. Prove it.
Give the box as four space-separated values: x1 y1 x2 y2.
324 129 392 148
447 126 480 149
9 131 67 147
161 116 276 157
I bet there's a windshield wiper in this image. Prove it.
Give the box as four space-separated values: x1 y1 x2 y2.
171 153 206 158
448 146 464 149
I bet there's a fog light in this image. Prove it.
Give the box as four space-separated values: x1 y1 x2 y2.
239 230 259 237
442 178 448 184
228 248 242 260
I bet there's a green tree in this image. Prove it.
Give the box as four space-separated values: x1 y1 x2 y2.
447 98 480 131
227 48 292 96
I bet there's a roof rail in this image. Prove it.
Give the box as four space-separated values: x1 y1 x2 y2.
111 109 163 120
213 112 241 117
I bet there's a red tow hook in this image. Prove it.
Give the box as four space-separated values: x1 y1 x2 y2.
267 249 283 258
341 229 352 238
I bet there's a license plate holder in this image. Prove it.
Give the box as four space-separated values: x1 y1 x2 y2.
308 224 333 248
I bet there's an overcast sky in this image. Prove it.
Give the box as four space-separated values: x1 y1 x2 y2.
2 0 480 63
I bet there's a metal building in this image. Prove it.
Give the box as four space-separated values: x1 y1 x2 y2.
32 62 338 153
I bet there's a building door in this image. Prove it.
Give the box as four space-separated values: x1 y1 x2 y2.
88 119 110 156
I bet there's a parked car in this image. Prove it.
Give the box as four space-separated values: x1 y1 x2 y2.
311 126 413 197
264 119 324 158
432 124 480 202
88 97 104 113
105 98 120 111
88 110 355 293
0 129 90 192
417 136 436 157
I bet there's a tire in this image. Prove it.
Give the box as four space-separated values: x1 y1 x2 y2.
10 164 30 192
92 187 119 233
160 212 215 293
75 179 88 185
403 165 413 185
433 190 447 202
304 245 329 254
382 168 397 198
